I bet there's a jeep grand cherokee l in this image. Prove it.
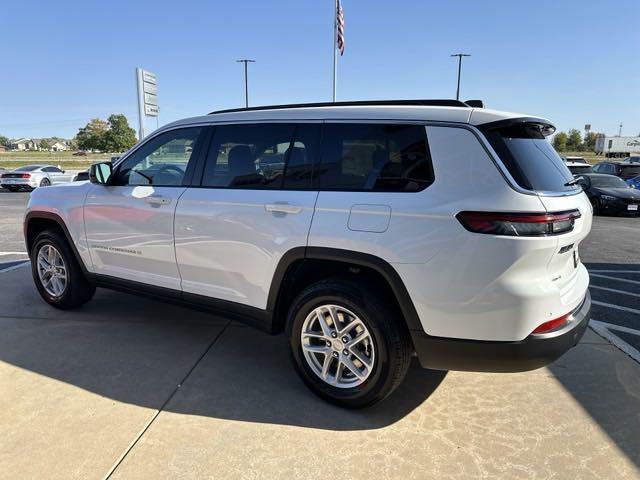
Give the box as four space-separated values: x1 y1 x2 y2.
24 100 592 407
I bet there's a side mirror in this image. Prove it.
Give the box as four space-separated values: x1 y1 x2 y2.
89 162 112 184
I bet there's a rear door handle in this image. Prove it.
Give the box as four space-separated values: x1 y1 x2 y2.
144 195 172 206
265 203 303 214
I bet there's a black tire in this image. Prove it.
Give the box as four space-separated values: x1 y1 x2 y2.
40 178 51 187
591 197 601 215
30 229 96 309
287 278 412 408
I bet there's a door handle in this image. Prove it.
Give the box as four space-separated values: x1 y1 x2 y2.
264 203 303 214
144 195 172 206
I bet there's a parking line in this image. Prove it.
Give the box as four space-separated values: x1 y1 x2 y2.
0 252 28 256
589 273 640 286
590 320 640 364
589 270 640 274
591 300 640 315
589 284 640 298
0 261 30 274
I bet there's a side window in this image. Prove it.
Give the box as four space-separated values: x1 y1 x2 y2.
42 166 61 173
592 164 601 173
202 124 296 188
282 124 321 189
113 127 202 186
316 124 433 192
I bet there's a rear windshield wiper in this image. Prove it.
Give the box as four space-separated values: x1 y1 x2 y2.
564 178 580 187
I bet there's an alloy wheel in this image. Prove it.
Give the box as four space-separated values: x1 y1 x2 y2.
36 244 67 297
300 304 375 388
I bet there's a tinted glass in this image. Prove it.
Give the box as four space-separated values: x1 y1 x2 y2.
42 166 61 172
114 128 202 186
620 165 640 176
282 125 321 189
15 166 42 172
568 165 593 175
203 124 296 188
483 124 578 193
317 124 433 191
591 176 629 188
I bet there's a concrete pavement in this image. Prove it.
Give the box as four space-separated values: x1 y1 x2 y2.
0 265 639 479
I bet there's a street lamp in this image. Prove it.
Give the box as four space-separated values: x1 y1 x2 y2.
450 53 471 101
236 59 256 108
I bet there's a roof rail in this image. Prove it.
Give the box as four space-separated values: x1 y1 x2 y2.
209 99 470 115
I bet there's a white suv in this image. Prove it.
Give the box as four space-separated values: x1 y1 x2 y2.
24 100 592 407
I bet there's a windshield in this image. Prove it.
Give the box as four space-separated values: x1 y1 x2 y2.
591 176 629 188
482 123 579 193
15 166 42 171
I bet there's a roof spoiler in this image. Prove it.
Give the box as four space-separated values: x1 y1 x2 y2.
464 99 484 108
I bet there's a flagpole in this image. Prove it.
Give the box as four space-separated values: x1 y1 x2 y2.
332 0 337 102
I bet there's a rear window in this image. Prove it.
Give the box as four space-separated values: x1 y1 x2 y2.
15 166 41 172
590 176 629 188
482 123 579 193
568 165 593 175
621 165 640 176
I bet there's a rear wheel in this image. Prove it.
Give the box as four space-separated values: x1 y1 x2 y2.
30 230 95 309
287 279 412 408
39 178 51 187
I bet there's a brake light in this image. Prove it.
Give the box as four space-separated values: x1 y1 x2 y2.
20 173 31 178
456 210 581 237
531 313 570 335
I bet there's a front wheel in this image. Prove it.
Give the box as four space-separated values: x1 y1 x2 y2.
30 230 96 309
287 279 412 408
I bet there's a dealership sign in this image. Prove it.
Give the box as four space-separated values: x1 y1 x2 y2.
135 68 158 139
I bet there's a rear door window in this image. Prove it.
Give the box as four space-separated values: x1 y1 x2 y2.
482 123 579 193
316 123 433 192
621 165 640 176
201 123 320 189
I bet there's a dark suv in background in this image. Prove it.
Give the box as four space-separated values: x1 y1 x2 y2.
593 161 640 180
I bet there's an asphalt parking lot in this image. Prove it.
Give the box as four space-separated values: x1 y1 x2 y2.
0 188 639 479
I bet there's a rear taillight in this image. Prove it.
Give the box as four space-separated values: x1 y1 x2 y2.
20 173 31 178
531 313 570 335
456 210 581 237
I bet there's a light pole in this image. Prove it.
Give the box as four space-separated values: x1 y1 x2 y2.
450 53 471 100
236 59 255 108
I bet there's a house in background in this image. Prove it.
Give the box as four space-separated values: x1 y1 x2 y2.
9 138 37 150
49 140 68 151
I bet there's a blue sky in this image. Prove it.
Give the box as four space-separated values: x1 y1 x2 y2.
1 0 638 139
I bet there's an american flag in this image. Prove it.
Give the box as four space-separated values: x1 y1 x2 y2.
336 0 345 56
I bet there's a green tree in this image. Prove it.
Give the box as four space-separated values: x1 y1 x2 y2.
552 131 568 152
584 132 598 151
75 118 108 151
566 128 583 151
39 138 51 151
101 114 137 152
0 134 9 147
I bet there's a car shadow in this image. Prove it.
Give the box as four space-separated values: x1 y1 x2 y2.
0 268 446 431
549 261 640 470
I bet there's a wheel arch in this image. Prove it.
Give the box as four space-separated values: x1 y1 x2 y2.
24 211 89 274
268 247 422 335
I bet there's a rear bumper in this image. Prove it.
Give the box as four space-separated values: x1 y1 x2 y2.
410 291 591 372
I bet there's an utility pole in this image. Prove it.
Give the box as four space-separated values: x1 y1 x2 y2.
450 53 471 100
236 59 255 108
619 123 623 136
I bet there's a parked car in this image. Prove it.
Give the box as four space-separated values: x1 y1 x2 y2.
622 155 640 163
1 165 77 191
592 161 640 180
73 170 90 182
565 161 593 175
24 100 592 407
575 173 640 215
562 156 587 164
626 175 640 190
73 151 88 156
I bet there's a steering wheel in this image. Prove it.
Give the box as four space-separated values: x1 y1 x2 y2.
154 164 185 185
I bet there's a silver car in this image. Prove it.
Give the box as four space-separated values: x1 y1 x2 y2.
1 165 77 191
